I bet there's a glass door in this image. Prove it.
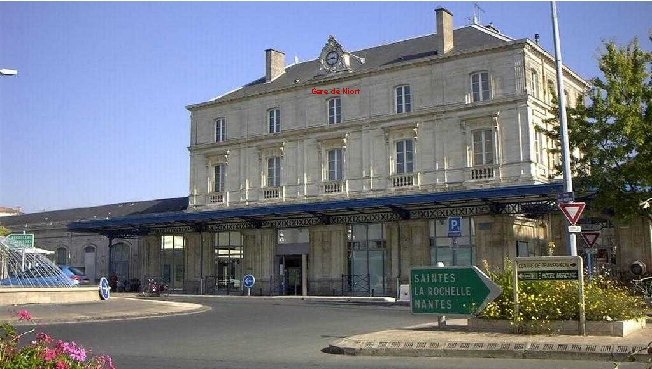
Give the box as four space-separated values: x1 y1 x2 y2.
347 223 386 296
161 236 185 290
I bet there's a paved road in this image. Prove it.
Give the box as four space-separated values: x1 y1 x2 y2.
39 297 648 369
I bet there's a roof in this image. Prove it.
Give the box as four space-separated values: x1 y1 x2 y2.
69 183 563 234
187 24 513 109
0 197 188 229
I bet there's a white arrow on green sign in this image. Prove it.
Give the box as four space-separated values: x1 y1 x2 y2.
410 266 502 316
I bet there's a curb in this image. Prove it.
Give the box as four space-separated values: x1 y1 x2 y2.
328 338 652 362
10 300 210 326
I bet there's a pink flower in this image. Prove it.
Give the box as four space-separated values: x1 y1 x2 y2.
43 347 57 361
17 309 32 321
56 340 87 362
36 332 54 344
56 360 70 369
94 355 116 369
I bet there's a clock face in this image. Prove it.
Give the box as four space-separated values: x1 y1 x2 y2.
326 51 340 66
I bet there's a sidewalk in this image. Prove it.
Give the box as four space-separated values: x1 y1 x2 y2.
0 294 209 325
328 318 652 362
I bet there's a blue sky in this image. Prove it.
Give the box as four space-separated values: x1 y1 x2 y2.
1 1 650 214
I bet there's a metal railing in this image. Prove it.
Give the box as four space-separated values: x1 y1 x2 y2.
341 274 370 296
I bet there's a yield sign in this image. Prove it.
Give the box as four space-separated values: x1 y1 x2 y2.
559 202 586 225
580 232 600 247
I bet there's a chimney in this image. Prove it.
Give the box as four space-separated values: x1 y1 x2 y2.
265 49 285 82
435 8 454 55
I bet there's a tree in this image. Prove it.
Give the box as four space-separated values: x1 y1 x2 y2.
0 225 10 237
542 38 652 221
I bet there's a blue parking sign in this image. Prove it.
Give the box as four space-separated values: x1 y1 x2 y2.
448 217 462 237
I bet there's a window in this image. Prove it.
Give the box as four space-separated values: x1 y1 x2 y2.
430 219 475 266
213 164 225 193
530 69 539 98
564 90 570 107
347 223 387 295
56 247 68 265
533 128 546 165
161 236 184 290
268 108 280 133
328 97 342 124
546 79 556 103
327 148 343 181
471 72 491 102
395 139 414 174
215 118 226 142
267 156 281 187
472 129 494 166
395 85 411 113
214 232 243 293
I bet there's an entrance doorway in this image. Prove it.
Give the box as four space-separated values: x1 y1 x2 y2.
84 246 96 283
278 255 302 295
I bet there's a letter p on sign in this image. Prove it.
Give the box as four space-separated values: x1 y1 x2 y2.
448 216 462 237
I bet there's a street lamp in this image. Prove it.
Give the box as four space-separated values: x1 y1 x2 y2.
0 69 18 76
640 198 652 210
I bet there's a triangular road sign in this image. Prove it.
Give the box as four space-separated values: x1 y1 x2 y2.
558 202 586 225
580 231 600 247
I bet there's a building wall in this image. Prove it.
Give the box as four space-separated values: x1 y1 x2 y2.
188 42 586 211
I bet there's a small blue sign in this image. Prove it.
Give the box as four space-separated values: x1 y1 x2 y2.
243 274 256 289
99 277 110 300
448 216 462 238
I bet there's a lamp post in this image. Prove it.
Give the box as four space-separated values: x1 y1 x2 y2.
551 1 576 256
0 69 18 76
640 198 652 275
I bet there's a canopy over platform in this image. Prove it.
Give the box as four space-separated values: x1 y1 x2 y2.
69 183 564 237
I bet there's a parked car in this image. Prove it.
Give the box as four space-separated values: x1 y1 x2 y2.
0 267 75 287
58 265 91 285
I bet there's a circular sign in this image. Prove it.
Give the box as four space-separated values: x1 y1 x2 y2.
243 274 255 289
99 277 111 300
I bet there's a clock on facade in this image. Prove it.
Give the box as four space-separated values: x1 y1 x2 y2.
326 51 340 66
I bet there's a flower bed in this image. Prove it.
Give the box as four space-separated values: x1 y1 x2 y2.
476 260 647 334
0 309 115 369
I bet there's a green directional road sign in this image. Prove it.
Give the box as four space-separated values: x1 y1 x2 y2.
7 233 35 248
410 266 502 316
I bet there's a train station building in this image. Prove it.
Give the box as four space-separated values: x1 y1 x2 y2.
5 8 650 296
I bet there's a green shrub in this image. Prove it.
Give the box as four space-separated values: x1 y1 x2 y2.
478 259 647 322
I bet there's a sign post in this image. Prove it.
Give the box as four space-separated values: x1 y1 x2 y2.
410 266 501 316
580 231 600 280
514 256 585 335
243 274 255 296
